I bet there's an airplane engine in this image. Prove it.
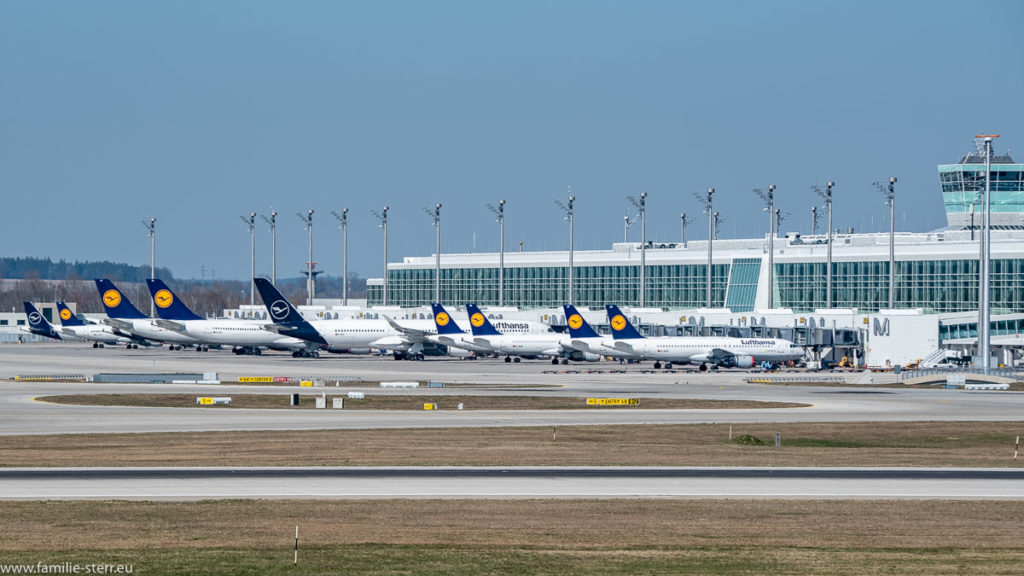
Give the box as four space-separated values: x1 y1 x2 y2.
348 348 372 355
720 354 755 368
445 347 473 358
567 350 601 362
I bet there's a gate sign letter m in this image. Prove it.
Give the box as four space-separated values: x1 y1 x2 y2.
873 318 890 337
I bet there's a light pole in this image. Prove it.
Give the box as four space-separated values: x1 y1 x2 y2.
423 204 442 303
260 210 277 284
331 209 349 306
693 188 714 308
811 206 818 235
713 211 729 240
875 178 897 309
372 206 389 306
755 185 775 308
141 218 156 316
487 200 506 306
555 190 575 305
628 193 647 306
240 212 255 306
297 210 314 305
978 134 999 373
815 182 835 308
680 213 693 246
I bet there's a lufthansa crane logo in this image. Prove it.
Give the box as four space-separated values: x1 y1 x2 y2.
59 308 72 321
435 312 450 327
270 300 290 321
102 290 122 308
154 289 174 309
567 314 583 330
470 312 486 328
28 312 42 325
610 315 627 331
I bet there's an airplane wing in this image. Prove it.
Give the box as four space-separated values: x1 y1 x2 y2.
381 315 429 342
612 341 635 353
472 337 494 348
103 318 134 332
153 319 190 336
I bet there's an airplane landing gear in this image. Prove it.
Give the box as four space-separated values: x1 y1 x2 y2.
653 361 662 369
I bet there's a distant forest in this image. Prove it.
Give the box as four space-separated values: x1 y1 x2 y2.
0 257 173 282
0 257 368 316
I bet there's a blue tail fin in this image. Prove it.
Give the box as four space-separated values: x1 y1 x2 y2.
56 301 86 326
563 305 600 338
431 303 466 335
464 303 502 336
606 305 645 340
146 279 203 321
23 302 60 339
95 279 148 319
253 277 327 345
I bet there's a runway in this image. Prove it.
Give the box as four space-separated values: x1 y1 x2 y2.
2 467 1022 500
2 344 1023 435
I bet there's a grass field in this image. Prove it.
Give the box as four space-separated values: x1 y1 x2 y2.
2 421 1022 468
36 393 805 411
1 499 1022 575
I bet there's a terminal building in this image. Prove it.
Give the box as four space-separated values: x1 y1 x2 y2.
365 142 1024 368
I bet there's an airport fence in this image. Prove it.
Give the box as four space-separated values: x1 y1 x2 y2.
897 367 1024 383
745 375 846 384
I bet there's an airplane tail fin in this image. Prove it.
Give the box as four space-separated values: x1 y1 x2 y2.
95 279 148 319
464 303 502 336
431 303 465 335
563 305 600 338
606 305 645 340
23 302 59 339
253 277 327 345
146 279 203 321
55 301 86 326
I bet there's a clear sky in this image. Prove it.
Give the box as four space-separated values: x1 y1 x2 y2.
2 1 1021 281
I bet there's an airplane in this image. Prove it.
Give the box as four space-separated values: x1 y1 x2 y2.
21 302 63 341
54 301 150 348
144 279 318 356
253 277 462 359
605 304 805 370
464 303 600 364
560 304 632 360
95 278 207 350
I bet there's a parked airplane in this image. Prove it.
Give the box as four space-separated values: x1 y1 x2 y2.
253 277 463 359
144 279 317 356
464 303 600 364
605 304 805 370
95 279 206 350
21 302 63 341
560 305 632 360
55 301 147 348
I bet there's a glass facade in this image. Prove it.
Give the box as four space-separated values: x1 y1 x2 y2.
368 263 729 309
724 258 761 312
940 317 1024 342
776 258 1024 314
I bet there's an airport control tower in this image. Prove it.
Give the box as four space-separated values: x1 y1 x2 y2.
939 141 1024 228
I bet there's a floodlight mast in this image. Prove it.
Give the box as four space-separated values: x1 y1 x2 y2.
623 212 638 243
555 189 575 305
331 209 349 305
628 193 648 306
693 189 714 308
297 210 314 305
240 213 256 306
487 200 506 306
371 207 389 305
260 210 278 284
875 178 898 309
811 206 818 235
977 134 999 373
141 218 156 316
815 182 835 308
680 213 693 245
755 186 776 308
423 204 442 303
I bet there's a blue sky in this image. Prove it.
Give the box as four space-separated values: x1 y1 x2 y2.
1 1 1021 281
